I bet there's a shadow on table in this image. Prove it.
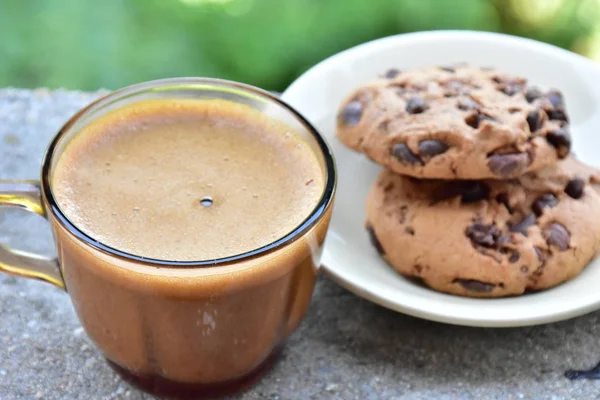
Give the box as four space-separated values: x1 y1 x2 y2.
295 276 600 389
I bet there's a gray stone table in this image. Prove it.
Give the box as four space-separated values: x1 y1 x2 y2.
1 89 600 400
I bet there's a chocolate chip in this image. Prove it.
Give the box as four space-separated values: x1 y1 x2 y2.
466 222 502 248
543 222 570 251
453 279 495 293
419 140 449 158
384 68 400 79
487 153 530 177
392 143 421 165
465 112 495 129
405 227 415 235
406 97 428 114
509 214 536 237
461 182 489 203
525 87 543 103
457 97 480 110
543 90 568 121
565 178 585 199
502 83 523 96
546 90 564 109
509 251 521 263
367 225 385 255
497 234 511 247
440 66 455 72
532 193 558 216
495 193 514 214
433 181 489 204
526 109 545 133
465 114 479 128
548 109 568 122
340 101 363 126
546 128 571 158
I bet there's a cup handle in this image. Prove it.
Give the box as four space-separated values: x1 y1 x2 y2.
0 181 65 290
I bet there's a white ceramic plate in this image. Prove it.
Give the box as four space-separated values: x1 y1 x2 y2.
282 31 600 327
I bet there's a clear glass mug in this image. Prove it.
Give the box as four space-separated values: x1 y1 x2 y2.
0 79 336 398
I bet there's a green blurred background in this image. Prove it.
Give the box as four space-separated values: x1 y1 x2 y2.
1 0 600 92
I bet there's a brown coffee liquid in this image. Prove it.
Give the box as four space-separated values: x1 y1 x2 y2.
50 98 330 399
52 98 324 261
107 345 283 399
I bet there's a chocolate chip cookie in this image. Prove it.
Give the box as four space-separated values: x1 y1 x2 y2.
337 65 571 179
365 156 600 297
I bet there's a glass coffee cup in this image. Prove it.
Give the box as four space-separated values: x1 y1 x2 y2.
0 79 336 398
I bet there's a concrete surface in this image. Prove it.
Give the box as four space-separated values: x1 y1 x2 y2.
1 88 600 400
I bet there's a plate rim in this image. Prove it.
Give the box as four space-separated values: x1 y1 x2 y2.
322 267 600 328
285 30 598 97
283 30 600 327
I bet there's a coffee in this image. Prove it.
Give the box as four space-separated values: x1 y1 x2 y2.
53 99 324 261
0 79 334 399
47 96 332 397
